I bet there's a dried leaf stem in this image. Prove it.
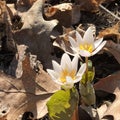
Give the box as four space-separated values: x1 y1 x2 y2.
99 4 120 21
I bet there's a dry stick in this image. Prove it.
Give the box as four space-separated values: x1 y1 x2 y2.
99 4 120 21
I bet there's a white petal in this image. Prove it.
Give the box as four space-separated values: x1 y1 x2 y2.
79 50 92 57
47 69 63 85
54 40 71 54
71 55 78 73
74 76 82 83
47 69 59 81
83 27 94 44
56 79 64 85
66 49 83 61
52 60 61 73
94 38 103 49
61 53 72 70
69 36 78 48
92 41 107 56
76 31 84 44
53 41 61 48
53 40 77 57
77 63 86 77
53 41 66 52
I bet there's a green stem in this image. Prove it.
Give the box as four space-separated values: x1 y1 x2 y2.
85 57 88 85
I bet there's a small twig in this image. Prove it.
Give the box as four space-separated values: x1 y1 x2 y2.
99 4 120 21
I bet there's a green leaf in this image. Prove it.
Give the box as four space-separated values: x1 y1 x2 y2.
47 87 79 120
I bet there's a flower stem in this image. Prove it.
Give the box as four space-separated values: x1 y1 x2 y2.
85 57 88 85
71 106 79 120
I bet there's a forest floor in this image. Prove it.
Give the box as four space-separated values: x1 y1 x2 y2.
39 0 120 120
0 0 120 120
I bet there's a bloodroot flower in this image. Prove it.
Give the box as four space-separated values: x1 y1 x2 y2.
47 53 86 89
69 27 107 57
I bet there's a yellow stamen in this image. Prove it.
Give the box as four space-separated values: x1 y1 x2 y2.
79 43 93 53
60 69 76 83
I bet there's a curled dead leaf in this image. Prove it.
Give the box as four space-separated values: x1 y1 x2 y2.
94 71 120 119
53 29 77 56
105 40 120 64
45 3 81 27
98 22 120 43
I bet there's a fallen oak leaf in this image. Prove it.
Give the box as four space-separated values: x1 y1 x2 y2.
0 102 10 120
45 3 81 27
75 0 100 12
98 22 120 43
106 40 120 52
53 29 78 57
75 0 116 12
17 0 37 7
109 48 120 64
13 0 59 69
96 103 108 119
7 45 28 78
0 1 16 53
94 71 120 120
53 25 96 58
98 21 120 64
44 3 72 27
105 40 120 64
7 44 60 93
0 54 60 120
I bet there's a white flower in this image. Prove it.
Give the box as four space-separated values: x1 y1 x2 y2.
47 53 86 89
69 27 107 57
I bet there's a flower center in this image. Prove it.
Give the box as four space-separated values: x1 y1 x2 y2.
60 69 76 83
79 43 94 53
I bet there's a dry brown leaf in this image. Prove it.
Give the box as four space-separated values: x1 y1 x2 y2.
0 1 16 52
98 22 120 64
0 54 60 120
53 26 85 57
45 3 73 27
98 22 120 43
94 71 120 119
105 40 120 64
13 0 59 69
53 29 77 56
75 0 103 12
76 0 100 12
75 0 115 12
7 45 27 78
18 0 37 6
108 48 120 64
97 104 108 119
45 3 81 27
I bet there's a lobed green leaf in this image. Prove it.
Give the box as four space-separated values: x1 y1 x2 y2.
47 87 79 120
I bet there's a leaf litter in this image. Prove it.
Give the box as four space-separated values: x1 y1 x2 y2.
0 0 120 119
